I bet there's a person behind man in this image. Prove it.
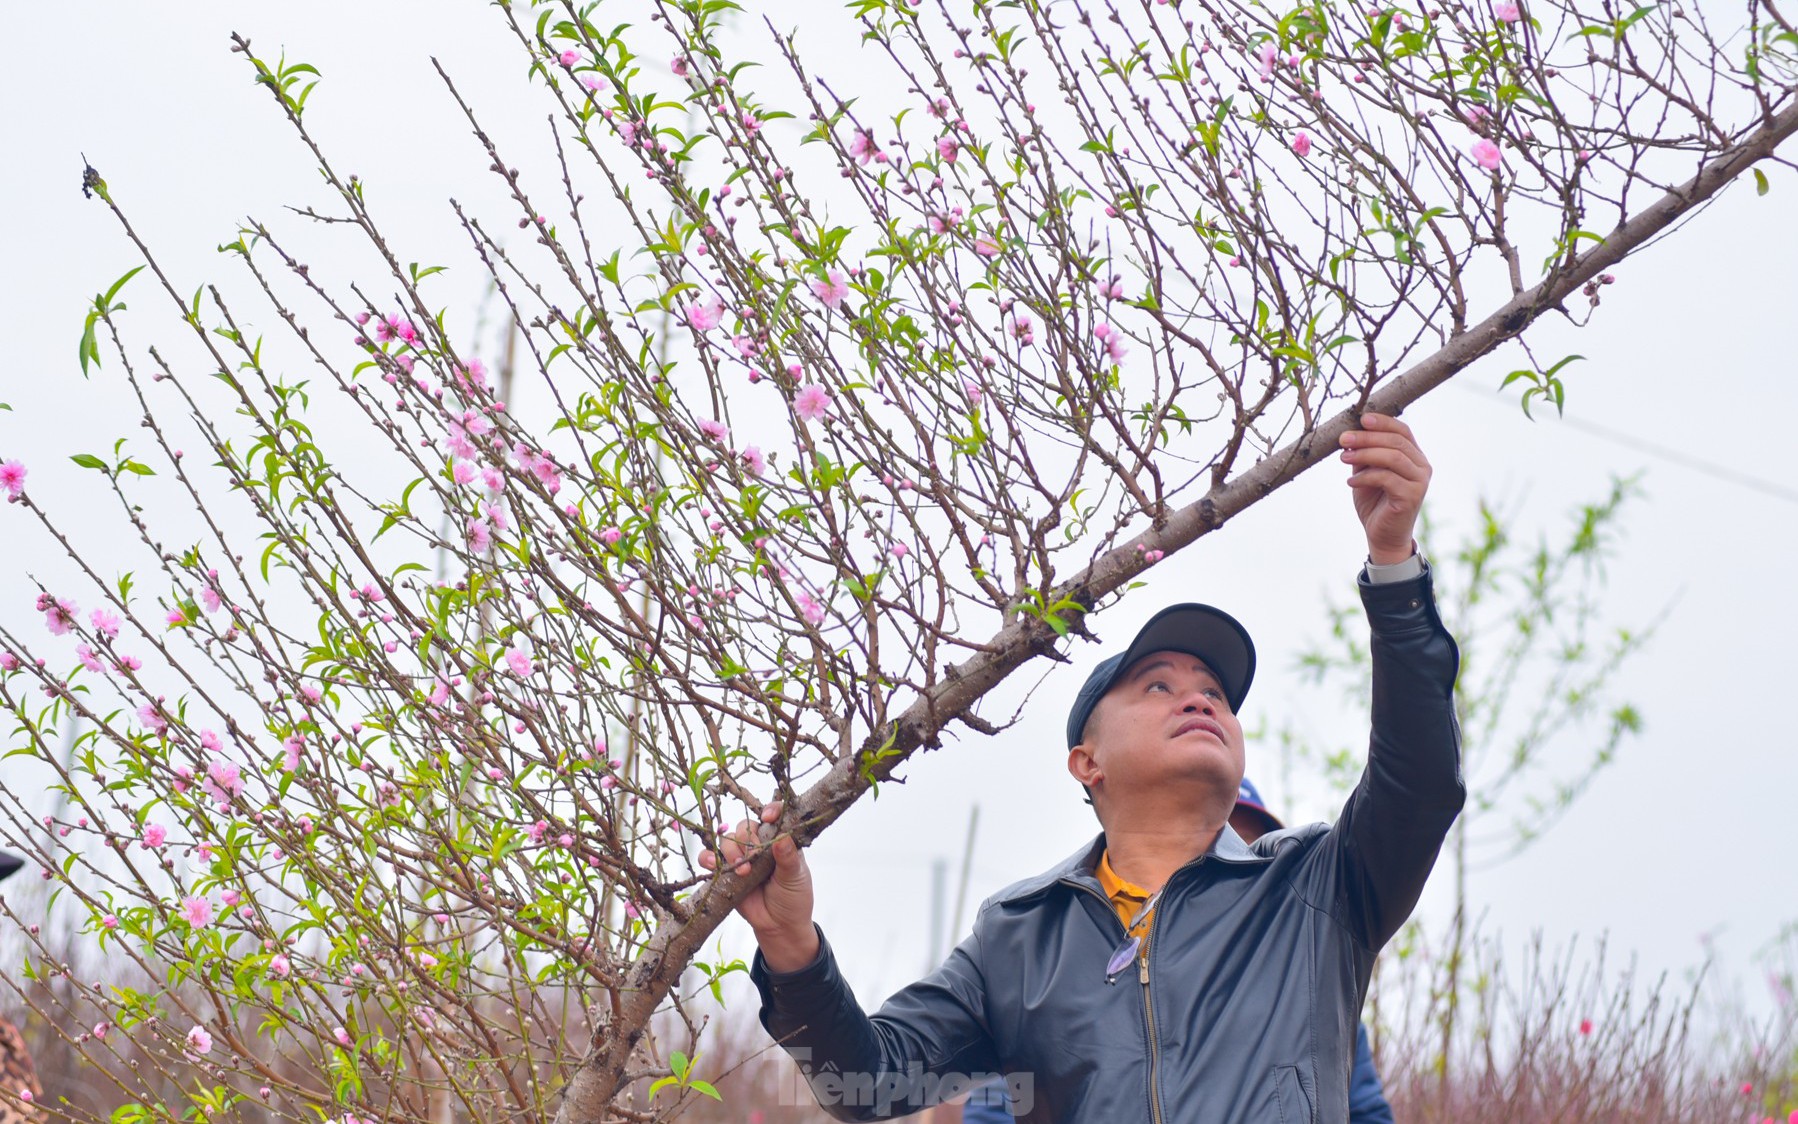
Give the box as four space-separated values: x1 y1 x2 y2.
704 414 1462 1122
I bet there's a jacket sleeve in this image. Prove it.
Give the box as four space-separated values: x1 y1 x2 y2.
1331 562 1466 949
1347 1023 1397 1124
751 923 999 1121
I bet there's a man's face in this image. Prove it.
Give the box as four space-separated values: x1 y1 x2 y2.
1069 649 1246 813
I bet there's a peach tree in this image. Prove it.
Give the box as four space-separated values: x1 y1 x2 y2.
0 0 1792 1121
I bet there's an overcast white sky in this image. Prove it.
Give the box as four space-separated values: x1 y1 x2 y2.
2 2 1795 1032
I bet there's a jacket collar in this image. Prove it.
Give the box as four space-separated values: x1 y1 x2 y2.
993 822 1276 906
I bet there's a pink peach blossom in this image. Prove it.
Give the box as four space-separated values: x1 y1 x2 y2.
685 296 725 332
466 517 493 553
793 384 832 422
186 1025 213 1054
811 269 851 310
1291 130 1313 157
137 703 168 734
181 895 213 927
847 129 878 166
1471 139 1503 170
0 459 25 499
1257 43 1279 80
90 607 120 639
44 597 78 635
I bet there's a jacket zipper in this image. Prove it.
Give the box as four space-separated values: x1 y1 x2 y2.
1141 914 1164 1124
1067 879 1168 1124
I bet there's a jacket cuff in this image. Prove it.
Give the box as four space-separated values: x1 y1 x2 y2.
751 924 838 1011
1356 558 1443 632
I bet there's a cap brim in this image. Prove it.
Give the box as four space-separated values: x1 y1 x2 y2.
1113 603 1256 713
0 850 24 883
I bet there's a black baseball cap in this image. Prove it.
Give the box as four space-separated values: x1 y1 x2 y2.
0 849 24 883
1065 603 1256 749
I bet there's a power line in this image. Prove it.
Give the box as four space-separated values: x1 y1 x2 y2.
1454 382 1798 507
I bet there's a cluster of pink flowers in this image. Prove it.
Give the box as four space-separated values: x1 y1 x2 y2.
204 760 244 806
1093 322 1129 363
370 314 419 346
509 442 561 497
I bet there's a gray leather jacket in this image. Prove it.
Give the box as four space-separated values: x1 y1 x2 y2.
752 570 1463 1122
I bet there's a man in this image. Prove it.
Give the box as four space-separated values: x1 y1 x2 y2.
705 414 1462 1122
959 779 1397 1124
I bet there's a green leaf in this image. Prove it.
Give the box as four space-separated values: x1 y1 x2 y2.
70 453 108 470
688 1080 722 1100
1754 167 1771 196
104 266 146 306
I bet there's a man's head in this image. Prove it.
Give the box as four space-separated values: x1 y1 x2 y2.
1065 604 1256 824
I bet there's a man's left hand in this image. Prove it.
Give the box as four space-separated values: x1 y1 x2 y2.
1340 412 1430 565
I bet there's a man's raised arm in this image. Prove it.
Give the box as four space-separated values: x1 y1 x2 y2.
1331 413 1466 949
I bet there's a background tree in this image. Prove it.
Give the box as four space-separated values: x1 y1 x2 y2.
0 1 1792 1122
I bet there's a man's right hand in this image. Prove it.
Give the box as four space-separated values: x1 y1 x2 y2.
697 800 820 973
